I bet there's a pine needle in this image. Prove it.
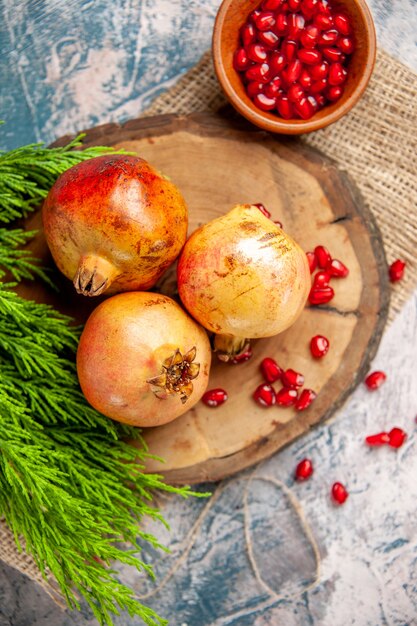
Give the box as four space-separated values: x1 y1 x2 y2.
0 131 207 625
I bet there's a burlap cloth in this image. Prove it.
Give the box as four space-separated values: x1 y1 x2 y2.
1 48 416 601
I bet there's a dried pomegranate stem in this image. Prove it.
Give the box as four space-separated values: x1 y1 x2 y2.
214 333 250 362
73 254 120 296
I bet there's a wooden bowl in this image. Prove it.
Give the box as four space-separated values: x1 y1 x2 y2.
212 0 377 135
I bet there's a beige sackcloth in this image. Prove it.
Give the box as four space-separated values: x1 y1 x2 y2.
1 48 416 600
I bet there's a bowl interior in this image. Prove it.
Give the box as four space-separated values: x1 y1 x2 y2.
213 0 376 134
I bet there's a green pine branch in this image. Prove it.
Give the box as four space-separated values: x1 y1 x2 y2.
0 131 208 625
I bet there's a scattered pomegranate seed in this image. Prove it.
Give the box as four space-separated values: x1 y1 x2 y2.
261 357 283 383
314 245 332 268
389 259 406 282
365 370 386 391
276 387 298 406
313 270 331 288
306 251 317 273
388 427 407 448
310 334 329 358
231 345 253 364
234 0 354 119
331 482 348 505
327 258 349 277
365 432 390 446
274 219 283 228
308 285 334 305
282 368 305 388
253 383 277 407
202 388 228 407
296 388 317 410
295 458 314 480
254 203 271 218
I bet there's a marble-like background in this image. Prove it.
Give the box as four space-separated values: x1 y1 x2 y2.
0 1 416 625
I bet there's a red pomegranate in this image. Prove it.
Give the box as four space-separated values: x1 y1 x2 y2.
77 292 211 427
177 204 310 359
42 155 188 296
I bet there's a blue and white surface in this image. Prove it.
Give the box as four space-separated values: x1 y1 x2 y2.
0 1 416 625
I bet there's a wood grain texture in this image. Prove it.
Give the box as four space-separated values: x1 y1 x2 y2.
20 112 389 483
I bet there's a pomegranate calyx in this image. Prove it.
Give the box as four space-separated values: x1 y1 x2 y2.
147 347 200 404
73 254 120 297
215 334 250 362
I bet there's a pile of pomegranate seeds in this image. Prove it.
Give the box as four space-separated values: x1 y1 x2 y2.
364 370 386 390
389 259 406 282
365 427 407 449
306 244 349 305
254 356 317 410
234 0 355 120
295 457 314 480
202 388 228 407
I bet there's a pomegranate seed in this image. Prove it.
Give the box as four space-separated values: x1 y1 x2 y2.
277 96 294 118
255 11 276 31
249 8 262 23
296 388 317 410
245 62 271 82
314 245 331 268
253 92 277 111
294 96 314 119
317 0 330 13
306 251 317 273
327 258 349 277
282 368 305 388
318 28 338 45
274 13 289 35
388 427 407 449
302 0 318 17
315 93 326 107
282 39 298 61
269 51 286 74
253 383 277 407
322 46 342 62
247 81 265 98
365 432 390 446
258 30 280 47
288 83 305 102
334 13 351 35
310 60 329 79
310 78 328 94
247 43 269 63
276 387 298 406
288 13 305 39
274 220 283 228
314 13 333 29
328 62 347 85
365 371 386 391
261 357 283 383
264 77 282 97
331 482 348 505
299 68 313 89
313 271 330 288
338 36 355 54
234 48 251 71
241 22 257 47
286 59 303 83
295 458 314 480
254 202 271 218
262 0 283 9
202 388 228 407
288 0 302 10
389 259 406 282
308 285 335 305
300 24 319 47
326 85 344 101
310 334 329 358
231 345 253 364
298 48 322 65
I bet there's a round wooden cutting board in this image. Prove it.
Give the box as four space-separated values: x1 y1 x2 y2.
19 112 389 484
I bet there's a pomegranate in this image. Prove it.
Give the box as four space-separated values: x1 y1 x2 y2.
177 204 310 360
77 292 211 427
42 155 188 297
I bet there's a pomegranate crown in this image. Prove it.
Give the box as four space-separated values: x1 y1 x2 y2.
146 347 200 404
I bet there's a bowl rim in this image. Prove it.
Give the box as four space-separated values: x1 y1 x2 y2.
212 0 377 135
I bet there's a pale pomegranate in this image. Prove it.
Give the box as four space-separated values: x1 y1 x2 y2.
177 204 310 360
42 155 188 296
77 292 211 427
